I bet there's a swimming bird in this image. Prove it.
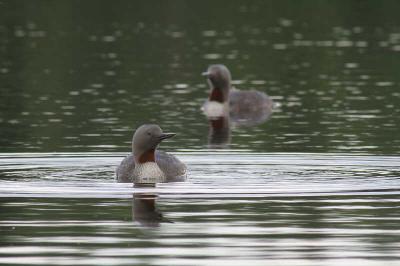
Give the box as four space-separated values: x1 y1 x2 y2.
202 64 274 126
116 124 186 185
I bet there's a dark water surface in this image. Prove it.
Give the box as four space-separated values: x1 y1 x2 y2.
1 1 400 153
1 1 400 265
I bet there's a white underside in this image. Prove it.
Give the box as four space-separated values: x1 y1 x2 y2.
133 162 166 184
202 101 228 118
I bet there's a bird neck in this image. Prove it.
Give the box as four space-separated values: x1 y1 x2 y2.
209 87 229 103
136 148 156 164
133 149 164 184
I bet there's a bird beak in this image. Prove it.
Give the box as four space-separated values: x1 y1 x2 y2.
159 133 176 141
201 71 210 77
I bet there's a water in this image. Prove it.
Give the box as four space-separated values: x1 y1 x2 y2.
1 1 400 153
1 152 400 265
1 1 400 265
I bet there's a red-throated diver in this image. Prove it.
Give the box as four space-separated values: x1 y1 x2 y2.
202 64 274 126
116 124 186 185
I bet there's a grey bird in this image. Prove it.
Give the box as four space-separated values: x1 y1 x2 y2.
116 124 187 185
202 64 274 126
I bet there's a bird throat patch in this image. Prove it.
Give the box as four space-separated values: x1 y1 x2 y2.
138 149 156 163
209 88 225 103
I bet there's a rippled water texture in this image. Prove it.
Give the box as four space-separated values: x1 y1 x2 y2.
1 152 400 266
1 1 400 153
1 1 400 266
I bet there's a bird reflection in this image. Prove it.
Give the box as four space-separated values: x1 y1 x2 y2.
132 193 170 227
206 106 273 148
208 115 231 149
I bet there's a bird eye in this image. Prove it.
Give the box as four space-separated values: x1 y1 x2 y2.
147 132 151 136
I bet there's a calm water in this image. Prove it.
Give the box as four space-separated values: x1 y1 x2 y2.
1 1 400 265
1 1 400 153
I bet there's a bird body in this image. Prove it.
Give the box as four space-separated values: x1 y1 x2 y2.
202 100 228 118
116 125 186 185
117 150 186 183
202 65 274 125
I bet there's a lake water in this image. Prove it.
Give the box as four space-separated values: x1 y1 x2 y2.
1 152 400 266
1 1 400 265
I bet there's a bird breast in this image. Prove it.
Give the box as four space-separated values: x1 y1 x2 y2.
202 100 228 118
133 162 166 184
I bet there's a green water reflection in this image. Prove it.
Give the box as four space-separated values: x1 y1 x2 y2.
1 1 400 153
